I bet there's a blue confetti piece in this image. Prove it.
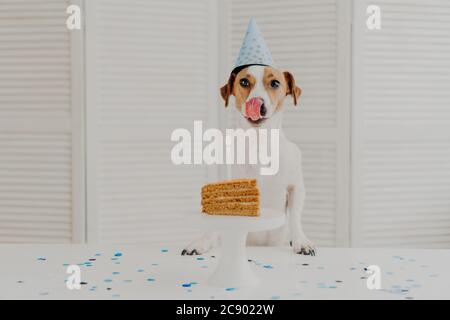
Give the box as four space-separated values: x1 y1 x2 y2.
114 252 122 257
95 253 101 257
161 249 168 253
137 269 145 273
190 282 198 285
147 278 156 282
225 288 237 292
196 257 205 261
263 265 274 269
104 279 113 283
112 272 120 275
182 283 192 288
37 257 46 261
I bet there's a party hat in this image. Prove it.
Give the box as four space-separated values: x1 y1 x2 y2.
233 18 275 73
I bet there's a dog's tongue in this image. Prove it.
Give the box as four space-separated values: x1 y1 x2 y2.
245 98 263 121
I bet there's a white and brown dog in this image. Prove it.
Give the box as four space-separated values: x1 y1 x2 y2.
182 65 316 256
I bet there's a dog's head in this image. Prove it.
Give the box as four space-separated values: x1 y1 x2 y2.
220 65 301 127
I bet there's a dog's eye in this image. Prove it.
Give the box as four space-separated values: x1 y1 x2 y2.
240 79 250 87
270 80 280 89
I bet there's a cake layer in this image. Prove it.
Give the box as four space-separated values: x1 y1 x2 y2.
201 196 259 205
202 189 259 199
202 208 259 217
202 179 257 193
202 202 259 213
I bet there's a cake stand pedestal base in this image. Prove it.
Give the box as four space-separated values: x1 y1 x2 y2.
188 210 285 288
207 230 259 287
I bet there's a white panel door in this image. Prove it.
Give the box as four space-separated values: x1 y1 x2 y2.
86 0 217 244
352 0 450 248
221 0 351 247
0 0 84 243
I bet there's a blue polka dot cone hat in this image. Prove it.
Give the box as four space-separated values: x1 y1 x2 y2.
233 18 275 74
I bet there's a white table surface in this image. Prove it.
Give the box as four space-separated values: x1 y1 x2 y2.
0 245 449 300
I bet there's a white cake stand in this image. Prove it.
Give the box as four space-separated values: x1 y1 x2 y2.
189 210 285 287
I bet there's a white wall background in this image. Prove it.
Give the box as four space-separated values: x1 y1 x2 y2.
0 0 449 248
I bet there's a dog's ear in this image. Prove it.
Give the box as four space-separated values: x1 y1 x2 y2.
220 73 236 107
283 71 302 106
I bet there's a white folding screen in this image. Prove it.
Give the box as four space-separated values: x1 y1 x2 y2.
85 0 217 244
352 0 450 248
3 0 448 248
220 0 351 247
0 0 84 243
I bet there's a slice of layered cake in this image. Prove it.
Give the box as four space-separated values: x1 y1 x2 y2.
201 179 260 216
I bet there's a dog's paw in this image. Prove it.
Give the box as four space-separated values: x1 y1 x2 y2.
181 236 217 256
291 238 317 256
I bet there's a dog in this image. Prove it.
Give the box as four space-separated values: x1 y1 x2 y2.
181 65 316 256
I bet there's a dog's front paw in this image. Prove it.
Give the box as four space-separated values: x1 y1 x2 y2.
292 238 317 256
181 236 217 256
